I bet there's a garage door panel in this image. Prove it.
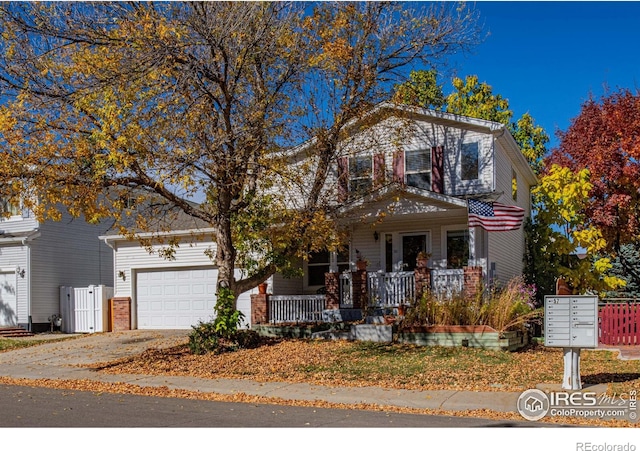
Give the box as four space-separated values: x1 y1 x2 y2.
136 268 218 330
0 271 18 327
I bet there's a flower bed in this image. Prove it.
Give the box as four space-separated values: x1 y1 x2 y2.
397 325 528 351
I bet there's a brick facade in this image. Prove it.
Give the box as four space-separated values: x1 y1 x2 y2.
463 266 484 299
414 267 432 300
251 293 269 324
110 297 131 332
324 272 340 310
351 269 368 309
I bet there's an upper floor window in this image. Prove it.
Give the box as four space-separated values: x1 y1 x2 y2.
405 149 431 190
349 156 373 195
512 168 518 201
0 198 21 217
461 142 479 180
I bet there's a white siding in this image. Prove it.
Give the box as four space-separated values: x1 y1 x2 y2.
487 141 533 285
112 238 217 297
0 213 39 235
271 269 304 295
29 216 113 323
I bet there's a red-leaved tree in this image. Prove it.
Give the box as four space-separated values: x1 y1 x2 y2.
548 89 640 251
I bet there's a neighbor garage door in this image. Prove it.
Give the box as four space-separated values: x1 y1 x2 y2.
0 270 18 326
136 267 218 329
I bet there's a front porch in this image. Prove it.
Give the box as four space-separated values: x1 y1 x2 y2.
251 266 483 325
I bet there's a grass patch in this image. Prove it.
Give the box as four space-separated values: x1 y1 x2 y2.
0 335 78 352
0 338 44 352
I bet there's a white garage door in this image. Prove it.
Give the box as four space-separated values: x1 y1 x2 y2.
136 268 218 329
0 270 18 326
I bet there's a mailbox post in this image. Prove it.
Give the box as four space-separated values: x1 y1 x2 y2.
544 295 599 390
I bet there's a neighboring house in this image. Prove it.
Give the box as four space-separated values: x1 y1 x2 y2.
0 203 113 332
262 102 537 319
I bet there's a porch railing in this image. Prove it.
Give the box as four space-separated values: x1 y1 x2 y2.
431 269 465 297
337 269 465 306
268 295 326 324
368 271 415 307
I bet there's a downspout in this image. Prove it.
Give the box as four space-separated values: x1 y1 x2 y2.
102 236 118 295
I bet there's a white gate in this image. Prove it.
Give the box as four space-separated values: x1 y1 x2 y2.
59 285 114 333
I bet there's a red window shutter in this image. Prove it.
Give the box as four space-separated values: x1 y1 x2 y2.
373 153 385 187
337 157 349 202
392 151 405 185
432 146 444 193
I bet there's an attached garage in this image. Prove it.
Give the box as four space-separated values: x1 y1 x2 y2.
102 228 256 330
136 267 217 329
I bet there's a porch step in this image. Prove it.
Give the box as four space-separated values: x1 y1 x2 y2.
0 326 34 338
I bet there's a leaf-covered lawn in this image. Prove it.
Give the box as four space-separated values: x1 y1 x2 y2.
94 339 640 395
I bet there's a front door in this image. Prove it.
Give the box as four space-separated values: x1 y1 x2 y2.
402 233 428 271
0 271 18 326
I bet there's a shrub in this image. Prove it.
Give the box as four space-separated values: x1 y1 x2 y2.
188 287 253 355
188 321 220 355
212 287 245 339
403 276 542 333
233 329 261 349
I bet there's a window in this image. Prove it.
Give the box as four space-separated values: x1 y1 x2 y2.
0 197 21 217
461 142 479 180
405 149 431 190
349 156 373 195
512 168 518 201
307 249 350 286
446 230 469 269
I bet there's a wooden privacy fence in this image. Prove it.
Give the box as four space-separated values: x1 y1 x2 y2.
599 302 640 345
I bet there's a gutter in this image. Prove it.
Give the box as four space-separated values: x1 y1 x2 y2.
99 227 217 246
0 230 41 245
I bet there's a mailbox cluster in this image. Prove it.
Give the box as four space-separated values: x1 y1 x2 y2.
544 295 599 349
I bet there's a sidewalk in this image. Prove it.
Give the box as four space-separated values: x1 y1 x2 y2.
0 330 630 416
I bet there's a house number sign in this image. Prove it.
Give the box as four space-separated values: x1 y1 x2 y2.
544 295 599 349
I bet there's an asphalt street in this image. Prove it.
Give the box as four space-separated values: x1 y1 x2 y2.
0 384 537 428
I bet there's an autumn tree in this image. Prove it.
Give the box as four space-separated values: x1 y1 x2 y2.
548 89 640 252
0 2 480 307
392 69 446 110
531 165 625 294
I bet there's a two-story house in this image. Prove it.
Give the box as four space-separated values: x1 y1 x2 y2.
258 102 537 320
0 202 113 332
101 102 537 329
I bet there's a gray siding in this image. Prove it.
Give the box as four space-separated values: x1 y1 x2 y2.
29 215 113 323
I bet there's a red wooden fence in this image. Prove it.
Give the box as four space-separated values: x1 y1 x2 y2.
599 303 640 345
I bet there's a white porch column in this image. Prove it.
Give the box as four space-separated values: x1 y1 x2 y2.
468 226 476 265
329 251 338 273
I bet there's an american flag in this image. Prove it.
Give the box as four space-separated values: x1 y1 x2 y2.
467 199 525 232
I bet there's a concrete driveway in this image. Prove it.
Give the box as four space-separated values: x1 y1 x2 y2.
0 329 190 367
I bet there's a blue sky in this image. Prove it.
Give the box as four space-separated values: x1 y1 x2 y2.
445 1 640 150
